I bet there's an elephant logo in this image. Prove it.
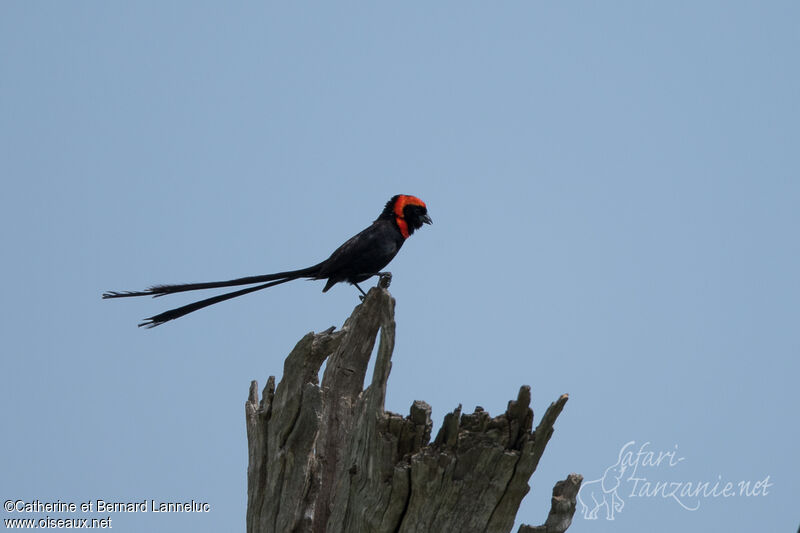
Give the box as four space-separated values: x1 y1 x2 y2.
577 446 628 520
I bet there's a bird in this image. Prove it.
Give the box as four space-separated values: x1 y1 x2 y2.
103 194 431 328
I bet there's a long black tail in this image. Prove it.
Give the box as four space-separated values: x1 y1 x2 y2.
102 264 323 299
137 278 295 328
102 263 324 328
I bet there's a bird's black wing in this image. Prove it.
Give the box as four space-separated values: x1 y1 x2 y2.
317 220 403 289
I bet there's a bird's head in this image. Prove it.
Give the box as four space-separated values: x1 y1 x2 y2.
382 194 432 239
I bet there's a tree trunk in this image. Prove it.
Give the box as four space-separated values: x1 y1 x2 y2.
245 287 580 533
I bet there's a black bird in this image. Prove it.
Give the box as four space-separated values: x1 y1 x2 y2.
103 194 431 328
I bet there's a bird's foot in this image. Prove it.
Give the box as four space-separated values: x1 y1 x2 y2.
355 273 392 301
354 282 368 301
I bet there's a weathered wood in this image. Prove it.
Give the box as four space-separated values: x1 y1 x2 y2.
518 474 583 533
246 287 577 533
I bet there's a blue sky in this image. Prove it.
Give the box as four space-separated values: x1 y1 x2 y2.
1 2 797 532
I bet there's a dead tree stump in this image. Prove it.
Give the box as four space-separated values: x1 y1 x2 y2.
245 287 580 533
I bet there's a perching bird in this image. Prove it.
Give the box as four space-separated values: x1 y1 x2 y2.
103 194 431 328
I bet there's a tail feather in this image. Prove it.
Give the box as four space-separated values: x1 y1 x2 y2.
103 262 326 327
102 264 323 299
139 278 294 328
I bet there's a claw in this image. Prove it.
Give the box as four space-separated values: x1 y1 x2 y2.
377 271 392 289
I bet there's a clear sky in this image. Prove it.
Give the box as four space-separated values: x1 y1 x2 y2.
2 2 797 532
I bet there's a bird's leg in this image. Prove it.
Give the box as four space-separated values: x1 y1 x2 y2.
354 283 368 301
355 272 392 301
377 271 392 289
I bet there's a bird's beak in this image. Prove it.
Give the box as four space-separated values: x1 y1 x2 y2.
422 214 433 225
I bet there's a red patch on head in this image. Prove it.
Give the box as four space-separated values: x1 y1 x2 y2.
396 218 410 239
393 195 426 217
393 195 426 239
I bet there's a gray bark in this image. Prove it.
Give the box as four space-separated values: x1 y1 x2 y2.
246 287 579 533
518 474 583 533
